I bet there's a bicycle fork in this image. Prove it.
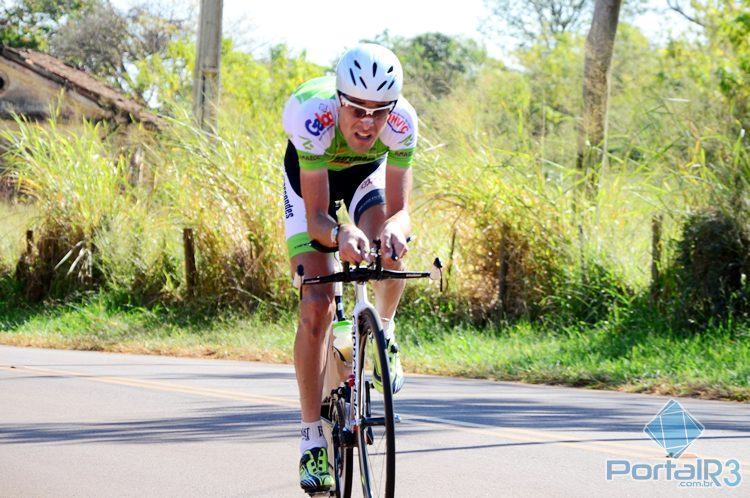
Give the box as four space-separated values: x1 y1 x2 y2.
349 281 369 436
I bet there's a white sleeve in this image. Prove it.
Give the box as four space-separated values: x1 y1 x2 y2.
380 98 418 152
282 96 336 161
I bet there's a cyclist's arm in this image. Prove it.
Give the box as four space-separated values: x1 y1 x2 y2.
300 168 370 262
384 164 412 236
300 169 337 248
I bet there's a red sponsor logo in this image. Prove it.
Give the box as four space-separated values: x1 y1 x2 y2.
316 111 334 128
304 110 335 136
387 112 409 134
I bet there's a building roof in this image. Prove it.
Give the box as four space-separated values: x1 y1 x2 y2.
0 45 162 129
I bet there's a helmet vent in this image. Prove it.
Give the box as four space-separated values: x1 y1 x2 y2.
387 80 395 90
359 77 368 89
349 68 357 86
387 66 394 73
372 62 378 77
377 80 387 91
354 60 361 69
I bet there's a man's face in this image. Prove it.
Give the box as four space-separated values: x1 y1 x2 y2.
337 94 394 154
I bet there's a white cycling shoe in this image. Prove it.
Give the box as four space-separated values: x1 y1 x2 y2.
373 338 404 394
372 320 404 394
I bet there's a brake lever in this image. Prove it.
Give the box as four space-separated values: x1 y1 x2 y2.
390 235 414 261
293 264 305 299
430 257 444 292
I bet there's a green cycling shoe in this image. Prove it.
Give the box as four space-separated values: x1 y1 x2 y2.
373 337 405 394
299 446 334 493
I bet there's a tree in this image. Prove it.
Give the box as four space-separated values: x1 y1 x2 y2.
49 2 190 103
576 0 622 197
483 0 593 49
369 31 487 99
49 2 131 82
0 0 96 49
482 0 646 51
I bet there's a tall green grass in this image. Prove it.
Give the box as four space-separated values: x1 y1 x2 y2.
0 112 288 306
0 32 747 330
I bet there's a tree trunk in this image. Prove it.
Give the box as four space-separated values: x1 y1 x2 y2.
576 0 621 199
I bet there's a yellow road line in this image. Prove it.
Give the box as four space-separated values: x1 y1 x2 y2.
0 364 296 408
2 364 747 471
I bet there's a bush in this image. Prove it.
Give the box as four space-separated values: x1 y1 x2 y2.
669 208 750 325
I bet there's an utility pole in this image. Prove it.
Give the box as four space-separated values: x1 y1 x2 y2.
193 0 223 131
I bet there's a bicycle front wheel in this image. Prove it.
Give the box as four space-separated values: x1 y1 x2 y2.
330 394 353 498
356 307 395 498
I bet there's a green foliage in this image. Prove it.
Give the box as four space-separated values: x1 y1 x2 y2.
1 292 747 400
707 0 750 123
514 31 584 139
667 1 750 125
369 31 487 103
0 110 291 306
0 22 749 333
1 118 134 299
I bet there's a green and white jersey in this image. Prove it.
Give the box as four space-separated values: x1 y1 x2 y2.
282 76 418 171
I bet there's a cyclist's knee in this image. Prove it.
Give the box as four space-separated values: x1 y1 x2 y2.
299 290 334 337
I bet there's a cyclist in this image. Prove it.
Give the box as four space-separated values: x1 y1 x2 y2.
281 43 418 493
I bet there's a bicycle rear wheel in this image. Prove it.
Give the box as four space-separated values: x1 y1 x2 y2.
355 307 395 498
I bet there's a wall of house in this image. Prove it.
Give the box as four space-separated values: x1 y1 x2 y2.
0 57 113 122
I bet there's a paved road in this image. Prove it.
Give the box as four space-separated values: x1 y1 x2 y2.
0 345 747 497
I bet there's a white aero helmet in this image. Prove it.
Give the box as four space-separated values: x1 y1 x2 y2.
336 43 403 103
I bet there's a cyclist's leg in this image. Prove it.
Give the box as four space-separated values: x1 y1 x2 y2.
342 158 406 322
283 141 336 491
291 250 336 425
284 140 337 426
356 205 406 321
345 161 406 394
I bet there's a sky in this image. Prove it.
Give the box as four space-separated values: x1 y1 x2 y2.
111 0 695 66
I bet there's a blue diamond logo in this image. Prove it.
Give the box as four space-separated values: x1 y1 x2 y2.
644 399 704 458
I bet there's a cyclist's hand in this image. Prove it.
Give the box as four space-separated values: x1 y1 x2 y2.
381 223 408 260
338 224 371 264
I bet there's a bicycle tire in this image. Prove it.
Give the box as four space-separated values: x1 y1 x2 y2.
330 394 353 498
355 307 395 498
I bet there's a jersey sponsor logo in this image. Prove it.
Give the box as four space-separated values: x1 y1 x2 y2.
359 178 373 190
298 136 314 151
399 134 415 147
330 154 385 165
305 111 335 137
391 149 412 159
387 112 410 134
284 189 293 219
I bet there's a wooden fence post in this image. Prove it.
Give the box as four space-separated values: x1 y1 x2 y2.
25 230 33 257
445 226 458 292
651 214 663 303
15 229 33 283
183 228 197 296
497 224 509 319
128 146 143 187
